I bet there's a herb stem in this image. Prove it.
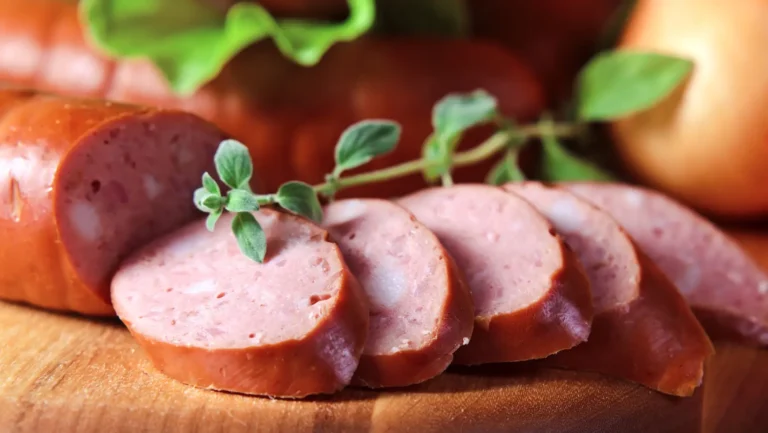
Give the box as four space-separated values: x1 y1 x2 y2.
441 173 454 187
312 122 580 194
256 194 276 205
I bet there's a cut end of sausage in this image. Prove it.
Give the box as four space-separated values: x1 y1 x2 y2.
323 199 474 387
564 182 768 346
397 184 593 365
509 182 712 395
54 111 223 303
111 209 369 398
505 182 641 312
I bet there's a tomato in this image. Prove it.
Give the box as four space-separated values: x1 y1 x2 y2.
470 0 621 106
287 39 545 198
0 0 545 198
612 0 768 219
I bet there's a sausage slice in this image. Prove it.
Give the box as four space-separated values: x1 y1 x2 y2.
397 184 593 365
322 199 474 387
111 209 369 398
0 91 226 316
566 182 768 347
505 182 713 396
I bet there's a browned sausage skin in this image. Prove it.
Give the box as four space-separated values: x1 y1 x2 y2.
322 199 475 388
565 182 768 347
506 182 713 396
397 184 594 365
0 0 545 197
0 90 225 315
111 209 369 398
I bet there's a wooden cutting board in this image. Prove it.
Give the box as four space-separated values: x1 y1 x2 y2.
0 230 767 433
1 303 767 433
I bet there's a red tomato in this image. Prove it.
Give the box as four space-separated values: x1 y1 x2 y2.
470 0 621 106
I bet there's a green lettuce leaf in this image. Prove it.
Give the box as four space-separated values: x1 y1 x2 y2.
80 0 375 95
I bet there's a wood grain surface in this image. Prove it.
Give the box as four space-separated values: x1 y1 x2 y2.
0 228 767 433
0 301 706 433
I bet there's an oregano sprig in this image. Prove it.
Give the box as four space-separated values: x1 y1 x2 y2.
194 48 692 263
324 120 401 198
193 122 402 262
423 89 500 184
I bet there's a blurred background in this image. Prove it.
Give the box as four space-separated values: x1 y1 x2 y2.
2 0 766 224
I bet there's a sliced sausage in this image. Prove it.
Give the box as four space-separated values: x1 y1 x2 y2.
565 182 768 346
505 182 713 396
0 0 545 197
322 199 474 388
0 90 226 316
396 184 594 365
111 209 369 398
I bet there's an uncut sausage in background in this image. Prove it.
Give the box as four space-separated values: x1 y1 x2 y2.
0 89 226 316
0 0 545 198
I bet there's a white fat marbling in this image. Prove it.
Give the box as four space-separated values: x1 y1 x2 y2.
68 200 103 242
142 175 163 200
178 147 195 165
623 189 644 208
548 197 588 233
184 278 217 294
322 199 367 226
366 266 406 310
678 265 702 295
758 281 768 295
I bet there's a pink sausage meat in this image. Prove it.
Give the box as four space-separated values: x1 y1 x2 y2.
111 209 369 398
397 184 594 365
506 182 713 396
322 199 474 388
566 182 768 346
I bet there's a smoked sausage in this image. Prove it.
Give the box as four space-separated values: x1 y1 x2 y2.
111 209 369 398
322 198 474 388
0 89 226 316
566 182 768 346
397 184 594 365
505 182 713 396
0 0 545 197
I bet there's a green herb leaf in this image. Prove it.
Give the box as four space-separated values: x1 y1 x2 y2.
539 119 615 182
374 0 470 38
206 208 223 232
421 90 499 182
225 189 261 212
201 194 223 210
276 181 323 222
231 212 267 263
487 150 526 185
80 0 376 95
193 187 210 212
421 133 457 182
577 50 693 121
433 90 499 143
333 120 401 176
214 139 253 190
202 172 220 196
